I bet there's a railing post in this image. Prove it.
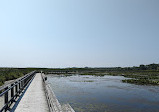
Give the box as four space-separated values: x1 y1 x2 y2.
24 78 26 87
15 82 18 96
4 86 8 111
11 84 14 101
19 82 21 93
22 80 24 89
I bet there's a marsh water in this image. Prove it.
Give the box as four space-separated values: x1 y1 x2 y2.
47 75 159 112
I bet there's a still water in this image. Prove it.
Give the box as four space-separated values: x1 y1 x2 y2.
47 75 159 112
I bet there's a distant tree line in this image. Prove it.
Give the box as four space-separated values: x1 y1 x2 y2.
42 63 159 74
116 63 159 71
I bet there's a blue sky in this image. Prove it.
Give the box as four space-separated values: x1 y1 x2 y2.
0 0 159 68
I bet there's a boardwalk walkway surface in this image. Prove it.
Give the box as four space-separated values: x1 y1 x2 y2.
15 73 49 112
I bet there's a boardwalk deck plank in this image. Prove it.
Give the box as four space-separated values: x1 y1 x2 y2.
15 73 49 112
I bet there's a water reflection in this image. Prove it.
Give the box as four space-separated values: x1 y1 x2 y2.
47 75 159 112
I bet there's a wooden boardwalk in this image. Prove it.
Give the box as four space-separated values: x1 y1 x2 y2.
14 73 75 112
15 73 49 112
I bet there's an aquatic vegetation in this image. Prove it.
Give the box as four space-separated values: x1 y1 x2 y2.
122 79 159 85
80 71 159 85
82 80 94 82
70 80 94 82
36 63 159 86
72 102 108 112
80 73 105 77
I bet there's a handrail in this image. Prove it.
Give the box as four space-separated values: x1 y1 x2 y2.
0 71 35 96
0 71 36 112
0 71 35 91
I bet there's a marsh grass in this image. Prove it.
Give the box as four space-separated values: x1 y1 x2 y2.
79 71 159 85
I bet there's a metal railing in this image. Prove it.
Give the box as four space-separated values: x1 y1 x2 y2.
0 71 36 112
